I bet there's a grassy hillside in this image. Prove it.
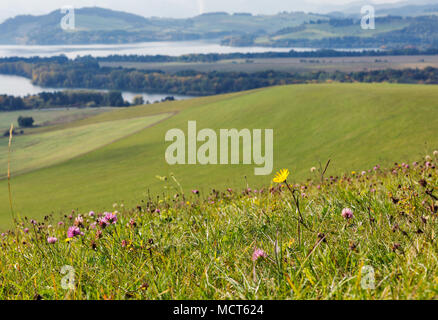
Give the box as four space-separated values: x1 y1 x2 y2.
0 153 437 299
100 55 438 74
1 83 438 227
0 114 170 178
0 108 113 132
225 15 438 49
0 8 322 45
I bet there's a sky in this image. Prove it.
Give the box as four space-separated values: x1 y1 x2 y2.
0 0 418 22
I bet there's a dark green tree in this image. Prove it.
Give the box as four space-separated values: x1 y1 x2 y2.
17 116 35 128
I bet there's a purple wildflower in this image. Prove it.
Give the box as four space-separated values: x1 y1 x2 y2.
47 237 58 244
98 218 109 228
23 228 29 233
67 226 82 238
252 248 267 262
74 215 84 226
104 212 117 224
341 208 354 219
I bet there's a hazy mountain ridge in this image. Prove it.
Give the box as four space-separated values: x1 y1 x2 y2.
324 0 438 15
0 4 437 47
0 7 324 45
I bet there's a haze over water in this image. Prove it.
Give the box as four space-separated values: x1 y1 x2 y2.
0 74 191 103
0 41 300 59
0 41 372 99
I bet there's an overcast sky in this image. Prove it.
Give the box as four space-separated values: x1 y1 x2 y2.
0 0 414 22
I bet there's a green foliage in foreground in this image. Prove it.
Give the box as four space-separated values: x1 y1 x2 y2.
0 155 437 300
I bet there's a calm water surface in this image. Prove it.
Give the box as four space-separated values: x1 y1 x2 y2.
0 74 191 103
0 41 373 100
0 41 301 59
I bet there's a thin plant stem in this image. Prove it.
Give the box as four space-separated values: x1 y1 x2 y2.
8 123 14 219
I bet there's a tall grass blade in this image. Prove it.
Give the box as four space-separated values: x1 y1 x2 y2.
8 123 14 218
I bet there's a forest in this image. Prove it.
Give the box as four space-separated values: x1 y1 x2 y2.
2 48 438 66
0 91 128 111
1 57 438 106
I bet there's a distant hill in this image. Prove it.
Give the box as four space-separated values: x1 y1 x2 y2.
0 7 322 45
1 5 438 48
222 14 438 49
325 0 438 17
377 4 438 17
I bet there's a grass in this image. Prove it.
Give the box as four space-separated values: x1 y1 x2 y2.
0 155 437 299
256 19 411 44
100 55 438 74
0 108 114 132
0 114 170 178
1 83 438 227
270 20 411 41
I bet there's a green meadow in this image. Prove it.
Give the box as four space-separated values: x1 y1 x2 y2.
0 108 112 132
1 83 438 227
0 114 170 178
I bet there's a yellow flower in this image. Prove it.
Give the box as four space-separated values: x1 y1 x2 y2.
273 169 290 183
65 238 72 243
351 171 356 175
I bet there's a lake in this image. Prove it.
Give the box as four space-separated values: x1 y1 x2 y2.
0 41 301 100
0 41 301 59
0 41 373 100
0 74 191 103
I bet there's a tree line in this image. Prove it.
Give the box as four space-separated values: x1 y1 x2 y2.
0 90 128 111
94 48 438 63
2 48 438 66
1 59 438 105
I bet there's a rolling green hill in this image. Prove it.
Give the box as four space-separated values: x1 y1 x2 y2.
0 7 322 45
0 114 170 178
1 83 438 227
224 15 438 49
2 6 438 48
0 108 112 132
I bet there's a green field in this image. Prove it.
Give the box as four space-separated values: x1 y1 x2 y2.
269 20 411 41
0 108 113 132
100 55 438 74
1 83 438 227
0 114 170 178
